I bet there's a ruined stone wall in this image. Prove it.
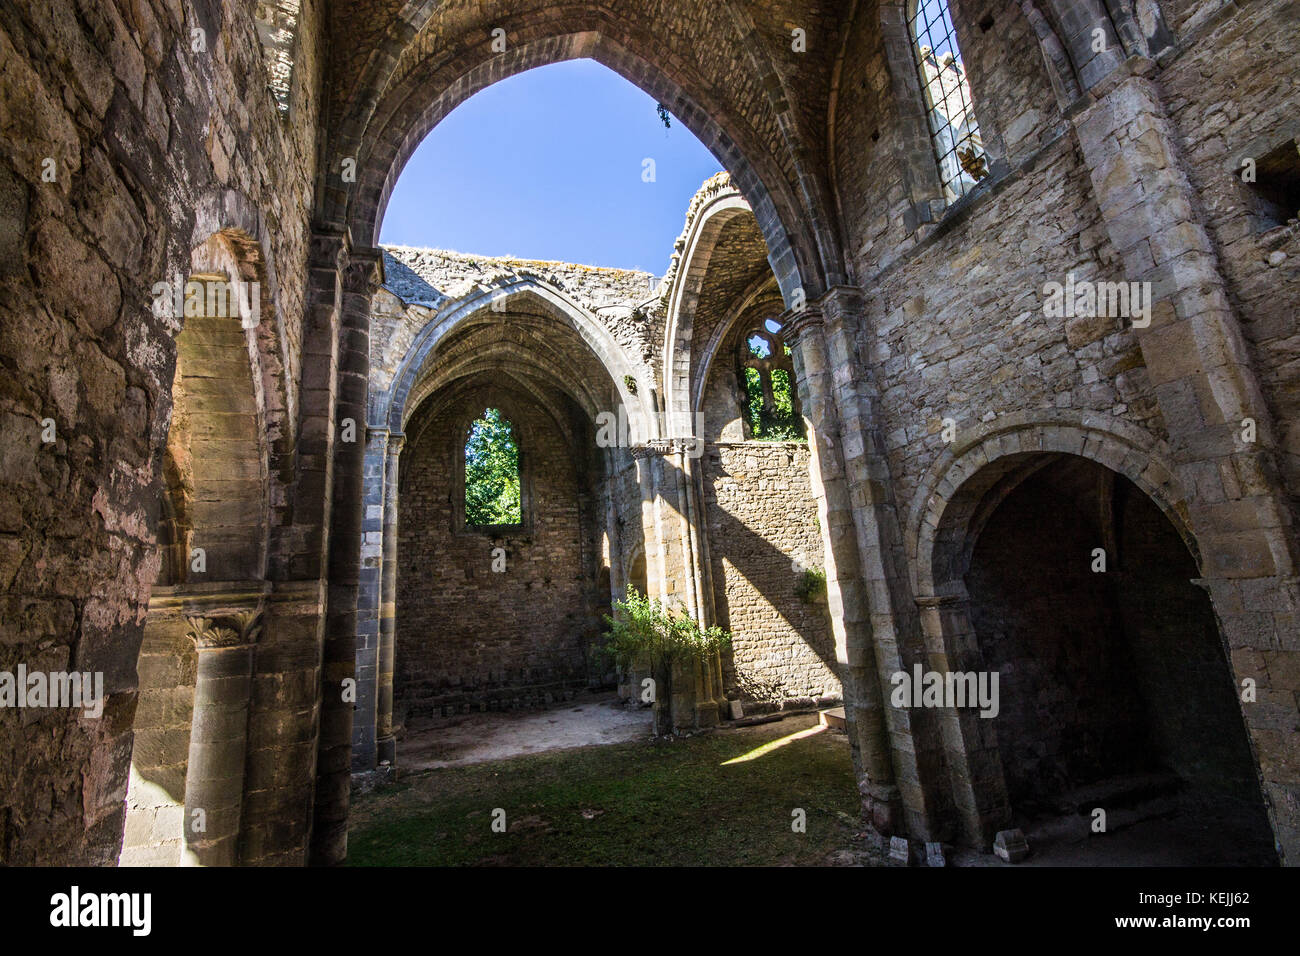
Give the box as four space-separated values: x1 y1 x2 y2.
808 0 1300 857
833 2 1166 524
704 441 840 709
395 390 598 718
831 0 1300 540
0 0 324 864
4 0 1296 866
374 247 664 395
1159 0 1300 501
966 465 1152 807
833 1 1065 279
1161 0 1231 34
868 133 1161 519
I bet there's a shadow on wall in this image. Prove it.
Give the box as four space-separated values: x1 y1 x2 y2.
693 459 841 709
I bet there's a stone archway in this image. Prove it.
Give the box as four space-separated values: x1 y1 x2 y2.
380 278 655 440
316 16 845 858
352 262 648 772
626 546 647 598
661 175 756 437
964 455 1273 863
909 415 1275 861
328 10 838 306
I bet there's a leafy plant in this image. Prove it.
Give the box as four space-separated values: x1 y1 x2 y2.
794 567 826 603
601 587 731 734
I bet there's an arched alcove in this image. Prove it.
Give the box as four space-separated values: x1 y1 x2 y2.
917 434 1276 862
121 233 273 867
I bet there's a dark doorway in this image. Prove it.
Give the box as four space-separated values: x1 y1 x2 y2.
965 455 1275 864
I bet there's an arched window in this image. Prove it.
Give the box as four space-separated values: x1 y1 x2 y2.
909 0 988 203
739 323 804 441
464 407 521 526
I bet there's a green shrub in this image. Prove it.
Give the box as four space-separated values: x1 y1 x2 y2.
601 587 731 733
794 567 826 603
602 587 731 672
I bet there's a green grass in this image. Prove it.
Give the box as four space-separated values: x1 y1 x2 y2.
347 715 864 866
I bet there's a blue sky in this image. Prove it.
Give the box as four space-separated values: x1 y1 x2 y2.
378 59 724 274
911 0 960 59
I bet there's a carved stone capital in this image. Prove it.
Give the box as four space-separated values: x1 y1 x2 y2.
630 437 702 459
779 305 824 345
345 247 384 295
309 222 351 272
782 286 868 343
186 609 263 649
813 285 866 323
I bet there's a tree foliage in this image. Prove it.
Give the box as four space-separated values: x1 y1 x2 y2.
464 407 521 526
743 367 803 440
601 587 731 675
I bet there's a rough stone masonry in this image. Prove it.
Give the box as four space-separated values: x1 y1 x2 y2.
0 0 1296 867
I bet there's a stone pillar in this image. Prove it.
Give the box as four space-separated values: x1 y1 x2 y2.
915 591 1011 847
240 226 347 866
310 246 380 865
376 433 403 766
1069 57 1300 865
352 425 389 771
677 440 724 728
618 454 658 703
181 610 261 866
631 439 722 731
682 443 727 721
783 300 905 836
677 444 707 626
819 287 950 839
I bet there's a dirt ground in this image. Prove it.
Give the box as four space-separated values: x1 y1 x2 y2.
397 692 653 770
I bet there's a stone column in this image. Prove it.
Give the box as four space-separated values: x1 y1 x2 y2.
670 434 722 723
693 445 727 718
352 425 389 771
818 287 950 839
1068 57 1300 865
783 301 904 836
240 225 347 866
376 433 403 766
915 591 1011 847
311 246 380 865
182 610 261 866
601 458 626 604
632 439 721 731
